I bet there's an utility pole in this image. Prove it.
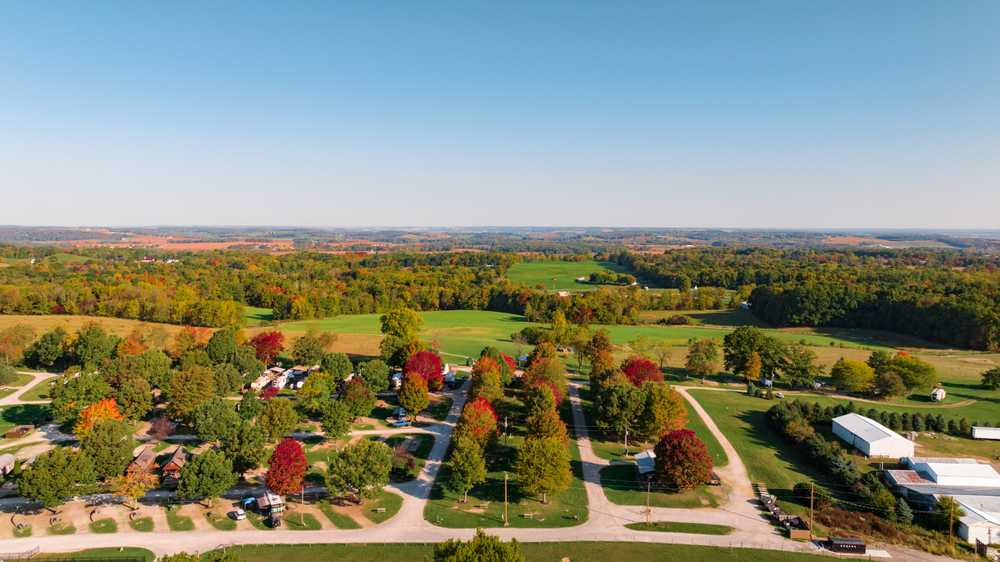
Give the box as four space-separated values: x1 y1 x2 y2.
809 482 814 541
504 416 509 446
503 472 509 527
624 428 629 456
645 480 652 524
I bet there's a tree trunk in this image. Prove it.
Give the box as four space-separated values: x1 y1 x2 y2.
542 492 548 505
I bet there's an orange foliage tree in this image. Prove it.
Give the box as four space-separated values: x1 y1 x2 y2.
74 398 124 437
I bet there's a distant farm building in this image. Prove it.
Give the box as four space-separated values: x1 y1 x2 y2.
832 413 915 458
930 387 947 402
972 427 1000 441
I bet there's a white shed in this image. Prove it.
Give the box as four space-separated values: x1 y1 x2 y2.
930 388 947 402
953 495 1000 545
972 427 1000 441
832 413 915 458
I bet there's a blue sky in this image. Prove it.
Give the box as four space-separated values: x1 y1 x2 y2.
1 1 998 228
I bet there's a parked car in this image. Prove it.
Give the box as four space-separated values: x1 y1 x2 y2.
230 508 247 521
390 418 412 428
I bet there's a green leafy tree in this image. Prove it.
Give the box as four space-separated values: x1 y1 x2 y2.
0 365 18 386
296 371 336 416
177 449 237 507
684 338 718 380
342 379 376 419
237 391 264 420
291 331 331 365
595 381 644 444
888 353 937 390
358 359 390 394
17 448 97 509
433 529 525 562
398 372 430 421
379 308 422 367
514 436 571 504
830 358 875 393
192 397 241 442
80 418 134 481
781 343 818 388
445 436 487 503
259 398 299 441
221 420 266 475
875 370 907 398
936 495 965 534
167 366 216 421
525 408 568 443
983 367 1000 390
723 326 784 378
320 399 352 439
321 352 353 381
326 439 393 500
50 371 112 424
71 323 117 371
232 345 264 382
205 327 239 364
522 384 556 420
115 375 153 420
25 328 69 369
212 363 243 396
867 350 893 374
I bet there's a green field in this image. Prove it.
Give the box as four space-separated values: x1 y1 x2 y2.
271 309 898 361
600 464 720 508
506 260 627 292
625 521 734 534
244 305 274 326
217 542 862 562
36 548 154 561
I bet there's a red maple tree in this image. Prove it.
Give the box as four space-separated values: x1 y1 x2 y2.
500 354 517 374
260 386 280 400
405 350 444 391
250 331 285 364
267 438 308 496
654 429 713 490
621 356 663 386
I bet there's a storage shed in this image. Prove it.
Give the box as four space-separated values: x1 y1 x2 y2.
973 427 1000 441
635 449 656 479
832 413 915 458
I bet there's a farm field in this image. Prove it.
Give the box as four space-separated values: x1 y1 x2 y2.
0 315 185 339
506 260 627 292
218 542 863 562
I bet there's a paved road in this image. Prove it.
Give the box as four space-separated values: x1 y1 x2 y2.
0 371 58 406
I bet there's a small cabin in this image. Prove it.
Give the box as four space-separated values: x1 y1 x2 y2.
161 447 188 489
930 387 947 402
129 447 157 474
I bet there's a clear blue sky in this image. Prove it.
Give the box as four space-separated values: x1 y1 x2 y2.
2 1 998 228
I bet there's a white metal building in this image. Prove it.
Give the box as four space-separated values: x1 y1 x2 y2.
635 449 656 477
832 413 915 458
973 427 1000 441
954 495 1000 545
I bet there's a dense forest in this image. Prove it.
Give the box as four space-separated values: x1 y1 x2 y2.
2 245 999 350
616 249 1000 351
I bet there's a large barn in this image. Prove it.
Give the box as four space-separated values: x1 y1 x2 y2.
832 413 915 458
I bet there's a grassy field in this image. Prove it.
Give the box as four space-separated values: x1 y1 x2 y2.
0 404 51 435
625 521 734 534
506 260 626 292
218 542 862 562
601 464 720 508
0 314 186 340
244 305 274 326
36 548 154 561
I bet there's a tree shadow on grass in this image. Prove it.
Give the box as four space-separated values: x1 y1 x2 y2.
2 404 51 426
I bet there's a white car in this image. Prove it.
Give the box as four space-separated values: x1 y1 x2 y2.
231 508 247 521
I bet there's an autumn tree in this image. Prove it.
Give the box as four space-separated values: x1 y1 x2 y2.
525 408 568 443
685 338 718 380
830 358 875 393
74 398 124 437
296 371 335 416
524 356 567 404
267 438 308 496
326 439 393 501
654 429 713 490
444 436 486 503
745 352 762 383
723 326 785 378
167 366 216 421
178 449 237 507
515 436 571 504
249 331 285 364
50 371 111 425
637 382 687 441
621 356 662 387
116 330 147 357
522 384 556 420
342 378 376 419
0 324 35 366
471 358 503 403
454 397 498 448
406 350 444 390
398 372 430 421
111 464 159 509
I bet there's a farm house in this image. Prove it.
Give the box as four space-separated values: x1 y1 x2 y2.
832 413 915 458
973 427 1000 440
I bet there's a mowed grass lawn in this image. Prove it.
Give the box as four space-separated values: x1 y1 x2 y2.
506 260 627 292
0 404 52 435
268 310 895 361
218 542 863 562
